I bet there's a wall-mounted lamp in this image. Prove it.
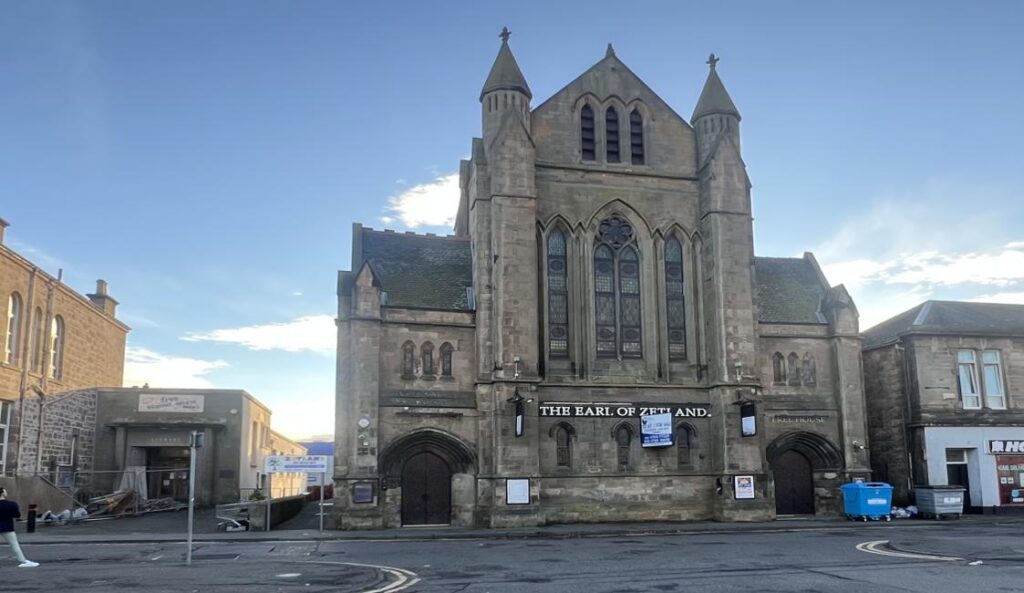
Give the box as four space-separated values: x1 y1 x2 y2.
513 355 521 379
507 390 529 437
851 440 865 451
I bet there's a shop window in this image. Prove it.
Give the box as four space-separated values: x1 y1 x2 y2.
5 292 22 366
440 342 454 377
547 229 569 358
665 237 686 360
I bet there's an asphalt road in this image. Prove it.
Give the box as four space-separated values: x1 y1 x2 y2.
4 525 1024 593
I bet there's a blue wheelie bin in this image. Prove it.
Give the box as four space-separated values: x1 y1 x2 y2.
840 482 893 521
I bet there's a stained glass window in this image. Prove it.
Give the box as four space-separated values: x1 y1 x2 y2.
548 230 569 357
665 237 686 360
594 217 642 358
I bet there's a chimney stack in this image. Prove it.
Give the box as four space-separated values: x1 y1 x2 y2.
0 218 9 245
87 279 119 317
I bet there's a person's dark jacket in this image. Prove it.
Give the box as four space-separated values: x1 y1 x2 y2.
0 500 21 533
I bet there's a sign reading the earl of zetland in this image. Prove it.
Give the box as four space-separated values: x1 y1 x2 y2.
539 403 710 418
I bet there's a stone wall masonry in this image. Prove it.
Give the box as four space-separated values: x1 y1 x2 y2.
862 345 913 502
14 388 96 476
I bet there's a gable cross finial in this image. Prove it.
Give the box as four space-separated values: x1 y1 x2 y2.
499 27 511 44
707 53 720 70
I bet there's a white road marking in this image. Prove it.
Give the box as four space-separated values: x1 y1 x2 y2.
302 560 421 593
276 573 302 578
856 539 962 561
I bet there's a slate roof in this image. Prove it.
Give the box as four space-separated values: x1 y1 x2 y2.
754 257 827 324
692 66 740 121
480 39 532 100
863 300 1024 349
358 228 473 311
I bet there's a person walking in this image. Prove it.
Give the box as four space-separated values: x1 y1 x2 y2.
0 487 39 567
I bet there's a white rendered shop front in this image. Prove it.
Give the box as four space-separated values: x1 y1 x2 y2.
923 426 1024 509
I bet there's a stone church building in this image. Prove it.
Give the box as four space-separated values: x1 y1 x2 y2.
334 33 869 528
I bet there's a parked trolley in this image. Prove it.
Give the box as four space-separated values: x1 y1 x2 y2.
840 482 893 521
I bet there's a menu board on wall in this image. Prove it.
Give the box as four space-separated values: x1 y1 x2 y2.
996 455 1024 505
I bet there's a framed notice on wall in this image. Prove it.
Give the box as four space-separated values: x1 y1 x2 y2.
506 478 530 505
734 475 755 500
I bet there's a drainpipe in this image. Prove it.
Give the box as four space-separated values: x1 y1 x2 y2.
894 340 916 499
14 268 36 476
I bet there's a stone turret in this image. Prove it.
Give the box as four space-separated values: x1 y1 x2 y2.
692 53 741 165
480 27 532 142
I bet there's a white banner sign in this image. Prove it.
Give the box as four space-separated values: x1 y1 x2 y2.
138 393 205 413
640 412 674 448
264 455 330 474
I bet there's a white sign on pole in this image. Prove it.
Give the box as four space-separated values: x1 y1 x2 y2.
264 455 330 473
640 412 674 448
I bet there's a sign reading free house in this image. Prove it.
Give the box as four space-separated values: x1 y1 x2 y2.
138 393 205 413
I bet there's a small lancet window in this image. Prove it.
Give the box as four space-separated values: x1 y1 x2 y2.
421 342 435 376
555 425 572 468
605 107 620 163
547 230 569 358
802 354 816 386
787 353 800 387
630 109 644 165
772 352 786 385
440 342 454 377
401 341 416 378
677 424 695 468
581 105 595 161
665 238 686 360
615 424 632 469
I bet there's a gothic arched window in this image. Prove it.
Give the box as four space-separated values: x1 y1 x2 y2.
401 341 416 378
594 217 642 358
553 423 573 468
421 342 435 376
580 104 595 161
665 237 686 360
50 315 65 380
614 423 633 469
547 229 569 358
630 109 644 165
605 107 620 163
787 353 800 387
5 292 22 366
772 352 786 385
440 342 454 377
677 424 696 469
802 353 816 386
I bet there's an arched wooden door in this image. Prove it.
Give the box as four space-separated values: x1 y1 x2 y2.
401 451 451 526
773 449 815 515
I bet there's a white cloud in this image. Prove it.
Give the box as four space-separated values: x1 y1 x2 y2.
383 173 459 228
182 314 336 353
969 291 1024 305
123 346 228 389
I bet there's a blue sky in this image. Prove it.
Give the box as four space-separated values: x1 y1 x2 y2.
3 1 1023 439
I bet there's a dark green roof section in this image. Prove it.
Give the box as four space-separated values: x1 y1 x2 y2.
863 300 1024 349
359 228 473 311
754 257 827 324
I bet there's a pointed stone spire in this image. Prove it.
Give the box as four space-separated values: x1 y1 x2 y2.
606 43 615 58
480 27 532 101
692 53 740 121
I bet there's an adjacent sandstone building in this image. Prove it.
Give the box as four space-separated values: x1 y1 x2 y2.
863 301 1024 511
0 217 129 482
334 35 870 528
